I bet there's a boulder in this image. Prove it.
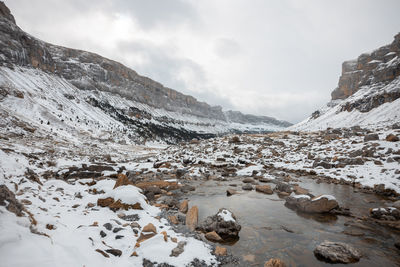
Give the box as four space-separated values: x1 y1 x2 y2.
255 185 273 194
285 195 339 213
242 184 253 191
186 206 198 231
386 134 399 142
264 258 286 267
274 182 292 193
364 134 379 142
197 208 241 239
226 188 238 196
314 241 361 263
142 223 157 234
243 177 255 183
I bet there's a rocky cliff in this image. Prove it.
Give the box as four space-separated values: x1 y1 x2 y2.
331 33 400 101
292 33 400 131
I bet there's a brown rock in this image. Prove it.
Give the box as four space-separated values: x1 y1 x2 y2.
113 173 132 189
97 197 115 207
105 249 122 257
264 258 286 267
386 134 399 142
142 223 157 234
294 186 309 195
168 215 179 225
130 251 138 257
226 188 238 196
137 232 156 243
205 231 223 242
95 249 110 258
186 206 199 231
161 231 168 242
108 199 143 211
179 200 189 214
255 185 273 194
214 246 227 256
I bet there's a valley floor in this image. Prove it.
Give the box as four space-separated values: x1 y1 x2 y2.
1 124 400 266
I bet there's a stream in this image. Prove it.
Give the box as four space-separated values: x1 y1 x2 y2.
187 175 400 266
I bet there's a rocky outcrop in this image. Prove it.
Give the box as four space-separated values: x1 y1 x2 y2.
331 33 400 100
0 2 290 133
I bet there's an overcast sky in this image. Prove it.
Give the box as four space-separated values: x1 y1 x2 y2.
5 0 400 123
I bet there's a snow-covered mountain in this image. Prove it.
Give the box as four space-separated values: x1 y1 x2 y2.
292 33 400 131
0 2 290 144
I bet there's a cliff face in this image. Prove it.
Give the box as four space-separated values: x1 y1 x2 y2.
0 1 223 120
331 33 400 100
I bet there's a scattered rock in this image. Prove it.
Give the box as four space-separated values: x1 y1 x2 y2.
242 184 253 191
264 258 286 267
142 223 157 234
226 188 238 196
242 177 255 183
103 223 112 231
386 134 399 142
364 134 379 142
314 241 361 263
285 195 339 213
214 246 227 256
113 173 132 189
170 241 186 257
274 182 292 193
197 208 241 240
100 230 107 238
186 206 199 231
205 231 223 242
179 200 189 214
97 197 114 207
168 215 179 225
0 185 25 216
105 249 122 257
255 185 273 194
95 249 110 258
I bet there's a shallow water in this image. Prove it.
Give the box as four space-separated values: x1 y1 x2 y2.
188 176 400 266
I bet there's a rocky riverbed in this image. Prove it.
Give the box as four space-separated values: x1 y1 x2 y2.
1 125 400 266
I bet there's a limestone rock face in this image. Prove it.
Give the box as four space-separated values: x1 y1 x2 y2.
331 33 400 101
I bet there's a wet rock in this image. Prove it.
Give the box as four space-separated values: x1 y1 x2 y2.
205 231 223 242
242 184 253 191
242 177 255 183
197 208 241 239
226 188 238 196
264 258 286 267
186 206 199 231
179 200 189 214
170 241 186 257
274 182 292 193
142 223 157 234
293 185 309 195
255 185 273 194
314 241 361 263
285 195 339 213
386 134 399 142
370 207 400 220
364 134 379 142
214 246 227 256
0 185 25 216
105 249 122 257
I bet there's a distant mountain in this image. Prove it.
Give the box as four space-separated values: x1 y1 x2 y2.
0 2 291 144
292 33 400 131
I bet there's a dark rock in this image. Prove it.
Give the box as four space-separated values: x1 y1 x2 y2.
120 214 140 221
364 134 379 142
170 241 186 257
274 182 292 193
100 230 107 238
242 184 253 191
105 249 122 257
197 208 241 240
113 227 124 233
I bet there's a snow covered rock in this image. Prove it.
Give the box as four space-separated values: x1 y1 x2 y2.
285 194 339 213
197 208 241 240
